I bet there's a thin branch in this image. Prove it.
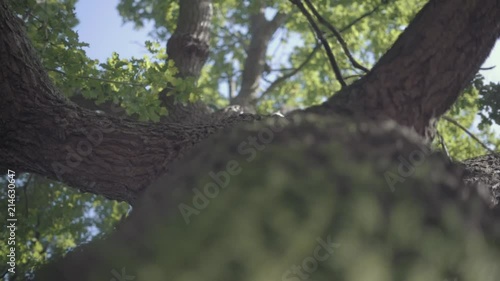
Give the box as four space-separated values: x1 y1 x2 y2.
258 4 383 100
442 116 497 154
303 0 369 73
338 4 383 33
227 72 234 100
217 25 249 54
289 0 346 87
269 67 297 72
436 130 451 161
260 44 322 99
343 74 364 80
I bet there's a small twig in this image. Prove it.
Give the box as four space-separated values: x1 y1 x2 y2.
343 74 364 80
303 0 369 73
436 130 451 161
269 67 298 72
442 116 497 154
479 65 496 71
218 25 249 53
227 72 234 100
289 0 346 87
258 2 383 100
260 44 322 99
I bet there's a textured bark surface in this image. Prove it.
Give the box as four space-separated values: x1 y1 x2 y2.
463 154 500 207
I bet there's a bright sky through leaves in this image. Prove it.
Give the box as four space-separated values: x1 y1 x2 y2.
75 0 499 84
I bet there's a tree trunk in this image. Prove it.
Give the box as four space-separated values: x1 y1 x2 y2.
1 0 500 279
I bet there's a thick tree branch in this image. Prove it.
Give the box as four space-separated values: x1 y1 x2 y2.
0 1 257 204
322 0 500 137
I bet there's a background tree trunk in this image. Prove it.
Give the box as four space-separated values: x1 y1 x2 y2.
230 3 287 111
160 0 215 123
165 0 212 80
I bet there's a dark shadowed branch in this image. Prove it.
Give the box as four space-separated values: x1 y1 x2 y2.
289 0 346 87
303 0 369 73
259 4 384 100
259 44 321 99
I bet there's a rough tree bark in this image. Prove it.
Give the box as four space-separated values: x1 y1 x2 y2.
1 0 500 279
0 0 258 204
